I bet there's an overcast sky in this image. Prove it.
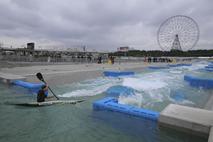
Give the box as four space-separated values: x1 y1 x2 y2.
0 0 212 51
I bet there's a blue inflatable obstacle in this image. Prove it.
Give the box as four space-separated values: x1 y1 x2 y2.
93 97 159 121
12 80 48 96
203 63 213 72
148 66 169 69
204 68 213 72
205 65 213 69
103 71 134 77
105 85 135 97
169 63 192 67
184 75 213 89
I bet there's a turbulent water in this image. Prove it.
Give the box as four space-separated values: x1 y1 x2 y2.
59 61 212 111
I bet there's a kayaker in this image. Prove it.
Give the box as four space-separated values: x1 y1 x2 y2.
37 85 48 102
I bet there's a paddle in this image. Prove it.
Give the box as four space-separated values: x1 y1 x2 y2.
36 72 59 100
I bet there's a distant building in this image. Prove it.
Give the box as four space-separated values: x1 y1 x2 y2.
117 46 129 52
27 43 35 50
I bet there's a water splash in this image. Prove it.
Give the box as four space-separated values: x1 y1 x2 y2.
118 93 143 107
122 77 168 91
59 62 210 110
60 78 121 97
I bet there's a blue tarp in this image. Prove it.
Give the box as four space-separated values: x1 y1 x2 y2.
205 68 213 72
203 63 213 71
184 75 213 89
103 71 135 77
12 80 48 95
148 66 169 69
169 64 192 67
105 85 135 97
93 97 159 121
205 65 213 69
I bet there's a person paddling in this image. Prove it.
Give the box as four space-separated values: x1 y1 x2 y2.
37 85 48 102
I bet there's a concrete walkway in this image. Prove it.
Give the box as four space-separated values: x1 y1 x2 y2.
159 104 213 139
0 72 26 83
0 62 152 76
0 62 157 85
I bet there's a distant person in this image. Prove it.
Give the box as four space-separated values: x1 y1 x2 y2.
87 56 92 62
144 56 147 62
37 85 48 102
148 57 151 63
98 56 102 64
111 56 115 64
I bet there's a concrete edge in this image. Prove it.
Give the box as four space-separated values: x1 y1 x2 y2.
159 114 210 137
209 127 213 142
159 122 209 138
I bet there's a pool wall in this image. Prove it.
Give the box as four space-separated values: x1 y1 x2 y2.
159 104 213 140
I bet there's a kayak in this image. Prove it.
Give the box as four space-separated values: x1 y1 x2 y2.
14 100 85 107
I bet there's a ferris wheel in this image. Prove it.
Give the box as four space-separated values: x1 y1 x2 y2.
157 15 199 51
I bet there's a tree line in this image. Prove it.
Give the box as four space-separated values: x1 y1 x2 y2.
110 49 213 57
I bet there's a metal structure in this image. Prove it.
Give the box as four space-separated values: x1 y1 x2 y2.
157 15 199 51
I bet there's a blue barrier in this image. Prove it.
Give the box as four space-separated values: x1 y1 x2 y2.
198 68 213 72
12 80 48 95
148 66 169 69
208 64 213 67
205 68 213 72
93 97 159 121
184 75 193 82
105 85 135 97
169 64 192 67
205 63 213 71
184 75 213 89
103 71 134 77
178 63 192 66
205 66 213 69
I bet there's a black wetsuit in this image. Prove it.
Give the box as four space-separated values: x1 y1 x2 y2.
37 90 46 102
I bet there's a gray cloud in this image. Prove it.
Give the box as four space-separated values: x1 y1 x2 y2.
0 0 212 51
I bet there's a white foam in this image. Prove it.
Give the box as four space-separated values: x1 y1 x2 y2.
169 97 195 105
60 63 202 108
118 93 143 107
169 70 183 74
120 72 184 107
186 62 207 71
61 85 109 97
122 77 168 91
147 90 167 102
60 78 120 97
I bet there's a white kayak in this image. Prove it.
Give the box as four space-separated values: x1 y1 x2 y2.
15 100 85 107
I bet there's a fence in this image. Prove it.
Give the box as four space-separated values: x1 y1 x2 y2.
0 55 200 64
0 55 107 63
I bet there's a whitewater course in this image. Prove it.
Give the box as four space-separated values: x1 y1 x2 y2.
0 60 213 142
